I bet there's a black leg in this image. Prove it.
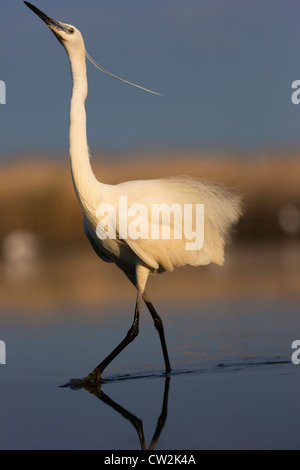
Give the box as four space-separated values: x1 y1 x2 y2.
96 292 141 374
143 292 171 373
77 292 141 384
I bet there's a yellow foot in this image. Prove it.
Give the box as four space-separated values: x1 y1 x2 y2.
60 368 104 389
81 367 104 384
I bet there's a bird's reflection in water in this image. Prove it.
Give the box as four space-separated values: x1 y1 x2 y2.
77 377 170 450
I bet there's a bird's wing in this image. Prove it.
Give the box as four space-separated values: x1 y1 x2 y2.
112 177 241 271
92 176 242 272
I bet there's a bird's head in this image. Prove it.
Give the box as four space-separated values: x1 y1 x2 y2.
24 1 162 95
24 2 85 56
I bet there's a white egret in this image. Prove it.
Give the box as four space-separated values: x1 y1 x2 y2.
24 2 242 384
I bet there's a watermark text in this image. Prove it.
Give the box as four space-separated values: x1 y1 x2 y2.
291 80 300 105
0 80 6 104
0 340 6 365
291 340 300 365
96 197 204 250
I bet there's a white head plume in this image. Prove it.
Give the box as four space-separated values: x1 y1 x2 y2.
85 51 163 96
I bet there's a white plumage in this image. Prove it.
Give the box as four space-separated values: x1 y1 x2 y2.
85 177 241 274
25 2 242 384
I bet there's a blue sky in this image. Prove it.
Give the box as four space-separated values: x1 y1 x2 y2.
1 0 300 158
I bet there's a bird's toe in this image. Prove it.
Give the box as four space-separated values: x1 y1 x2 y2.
59 368 104 389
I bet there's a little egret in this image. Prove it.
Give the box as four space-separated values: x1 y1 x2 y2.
24 2 242 384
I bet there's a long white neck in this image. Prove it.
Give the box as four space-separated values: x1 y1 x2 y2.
68 50 99 216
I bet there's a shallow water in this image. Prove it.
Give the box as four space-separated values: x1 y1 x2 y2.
0 299 299 449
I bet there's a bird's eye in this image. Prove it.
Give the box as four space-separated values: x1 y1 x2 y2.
68 28 75 34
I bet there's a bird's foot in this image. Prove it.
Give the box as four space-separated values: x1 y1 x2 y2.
82 367 104 384
60 368 104 389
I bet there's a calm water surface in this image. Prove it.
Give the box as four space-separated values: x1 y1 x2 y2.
0 299 299 449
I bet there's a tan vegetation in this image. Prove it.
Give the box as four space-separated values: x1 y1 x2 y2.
0 149 299 316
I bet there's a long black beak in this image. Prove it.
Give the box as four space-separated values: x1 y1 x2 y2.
24 2 64 31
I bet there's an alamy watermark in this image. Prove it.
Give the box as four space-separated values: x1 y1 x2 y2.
291 80 300 105
0 80 6 104
95 197 205 250
0 340 6 365
291 340 300 365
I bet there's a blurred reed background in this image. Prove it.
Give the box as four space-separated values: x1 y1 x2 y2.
1 1 300 321
0 149 299 318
